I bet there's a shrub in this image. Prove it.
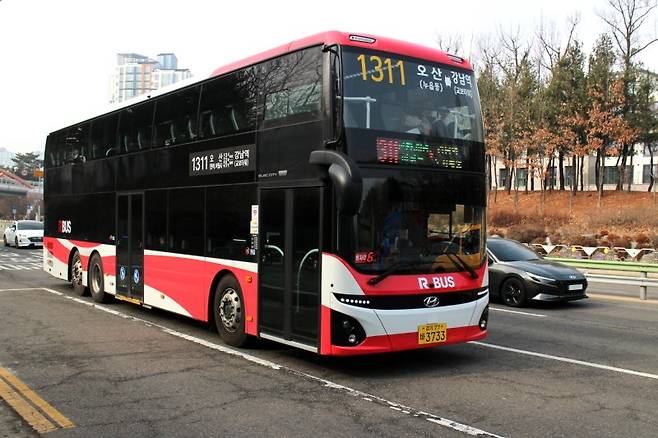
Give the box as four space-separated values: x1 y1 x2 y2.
570 234 599 247
634 233 651 248
506 225 546 243
600 232 618 248
547 231 564 245
618 235 632 248
489 210 525 227
488 227 505 238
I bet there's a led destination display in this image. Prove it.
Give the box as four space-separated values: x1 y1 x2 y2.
376 137 464 169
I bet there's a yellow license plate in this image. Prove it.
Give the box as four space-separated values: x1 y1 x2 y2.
417 323 447 345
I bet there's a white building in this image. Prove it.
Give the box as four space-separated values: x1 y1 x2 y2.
109 53 192 104
492 143 658 192
0 147 15 168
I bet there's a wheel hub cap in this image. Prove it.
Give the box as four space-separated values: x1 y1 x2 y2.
219 288 241 333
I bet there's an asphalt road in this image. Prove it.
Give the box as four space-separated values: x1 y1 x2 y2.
1 245 657 437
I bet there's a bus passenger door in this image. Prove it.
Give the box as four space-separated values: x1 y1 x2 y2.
258 187 321 350
116 193 144 302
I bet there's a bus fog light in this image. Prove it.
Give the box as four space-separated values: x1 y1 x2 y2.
479 306 489 330
331 310 366 347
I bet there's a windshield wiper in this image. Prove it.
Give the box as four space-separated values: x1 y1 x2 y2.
367 261 437 286
367 262 403 286
443 252 479 279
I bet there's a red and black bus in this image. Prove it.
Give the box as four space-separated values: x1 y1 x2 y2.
43 31 488 356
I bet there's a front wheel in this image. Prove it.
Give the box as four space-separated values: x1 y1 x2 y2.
500 277 527 307
213 276 248 347
14 237 19 248
3 235 7 246
71 251 88 296
89 253 112 303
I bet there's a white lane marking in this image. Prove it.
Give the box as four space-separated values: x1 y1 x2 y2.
489 307 547 318
472 341 658 381
33 287 503 438
0 288 46 292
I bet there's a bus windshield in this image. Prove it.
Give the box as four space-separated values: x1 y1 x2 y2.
350 172 485 275
342 47 483 143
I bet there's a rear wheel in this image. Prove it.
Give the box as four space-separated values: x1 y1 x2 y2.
213 276 248 347
71 251 88 296
500 277 527 307
89 253 112 303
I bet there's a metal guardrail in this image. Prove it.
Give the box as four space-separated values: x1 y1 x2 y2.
547 257 658 300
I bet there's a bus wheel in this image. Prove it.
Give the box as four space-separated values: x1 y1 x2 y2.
89 253 111 303
71 251 88 296
214 276 247 347
501 277 526 307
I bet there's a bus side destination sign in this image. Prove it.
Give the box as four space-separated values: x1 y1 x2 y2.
190 144 255 176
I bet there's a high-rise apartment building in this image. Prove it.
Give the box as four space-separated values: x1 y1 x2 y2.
109 52 192 104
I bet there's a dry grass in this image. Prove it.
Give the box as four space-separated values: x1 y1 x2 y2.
487 190 658 247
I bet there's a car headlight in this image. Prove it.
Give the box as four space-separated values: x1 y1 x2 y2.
527 272 557 284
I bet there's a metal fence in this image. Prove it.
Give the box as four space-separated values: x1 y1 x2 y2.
546 257 658 300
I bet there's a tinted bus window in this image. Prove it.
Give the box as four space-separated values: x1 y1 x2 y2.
205 185 255 261
154 87 201 147
90 114 120 159
65 123 90 162
118 101 155 153
46 131 67 167
199 69 257 139
261 47 322 127
168 188 203 255
145 190 167 251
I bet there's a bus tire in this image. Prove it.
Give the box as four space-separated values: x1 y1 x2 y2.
71 251 88 296
89 253 112 303
213 276 248 347
500 277 527 307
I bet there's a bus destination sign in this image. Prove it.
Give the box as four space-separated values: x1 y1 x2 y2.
376 137 464 169
190 144 256 176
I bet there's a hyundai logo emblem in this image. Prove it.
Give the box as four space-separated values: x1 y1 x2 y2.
569 274 577 279
423 296 440 308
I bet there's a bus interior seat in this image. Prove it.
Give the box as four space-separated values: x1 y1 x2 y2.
187 118 196 140
229 107 239 131
208 111 217 136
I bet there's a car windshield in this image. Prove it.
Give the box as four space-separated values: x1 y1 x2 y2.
349 172 485 275
342 47 483 143
17 221 43 231
488 239 540 262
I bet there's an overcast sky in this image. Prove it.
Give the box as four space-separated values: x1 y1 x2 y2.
1 0 657 154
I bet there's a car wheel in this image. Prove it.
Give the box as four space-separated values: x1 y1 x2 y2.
213 276 248 347
89 253 112 303
71 251 88 296
500 277 527 307
3 235 6 246
14 237 19 248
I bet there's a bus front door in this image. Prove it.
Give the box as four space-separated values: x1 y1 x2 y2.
116 193 144 302
258 187 321 350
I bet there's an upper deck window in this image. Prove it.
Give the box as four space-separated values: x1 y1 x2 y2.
342 48 483 143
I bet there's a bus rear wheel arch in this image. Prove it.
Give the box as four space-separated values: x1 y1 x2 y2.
213 275 248 347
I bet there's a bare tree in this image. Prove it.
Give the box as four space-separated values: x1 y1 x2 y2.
598 0 658 190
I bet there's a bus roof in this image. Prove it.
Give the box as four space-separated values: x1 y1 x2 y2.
47 31 472 138
210 31 473 77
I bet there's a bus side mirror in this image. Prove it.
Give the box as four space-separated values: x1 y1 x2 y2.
310 150 362 216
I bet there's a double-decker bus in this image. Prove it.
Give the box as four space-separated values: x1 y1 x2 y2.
43 31 488 356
